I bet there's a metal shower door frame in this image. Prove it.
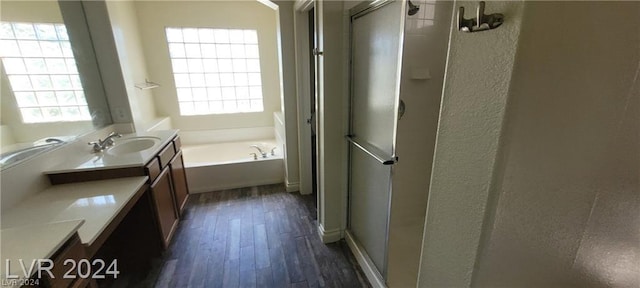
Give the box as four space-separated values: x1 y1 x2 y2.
346 0 406 279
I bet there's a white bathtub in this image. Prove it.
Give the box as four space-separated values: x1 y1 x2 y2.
182 139 284 193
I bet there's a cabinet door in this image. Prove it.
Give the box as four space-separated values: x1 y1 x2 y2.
170 151 190 216
150 167 178 247
45 233 87 288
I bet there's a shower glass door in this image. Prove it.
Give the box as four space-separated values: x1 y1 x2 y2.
348 0 404 278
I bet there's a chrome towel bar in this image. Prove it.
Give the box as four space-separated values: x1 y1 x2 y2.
346 135 397 165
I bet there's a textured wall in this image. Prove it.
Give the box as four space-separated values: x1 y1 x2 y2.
473 2 640 286
417 1 524 286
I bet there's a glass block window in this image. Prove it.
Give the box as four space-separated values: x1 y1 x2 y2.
0 22 90 123
165 27 263 115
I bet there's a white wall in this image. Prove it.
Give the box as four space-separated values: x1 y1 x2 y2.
316 0 348 242
417 1 524 286
105 0 158 132
82 0 135 128
473 2 640 286
273 0 301 192
386 1 452 287
0 125 16 147
292 0 314 195
133 0 281 132
0 0 62 23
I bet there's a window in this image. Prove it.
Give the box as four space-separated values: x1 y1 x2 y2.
0 22 90 123
165 27 263 115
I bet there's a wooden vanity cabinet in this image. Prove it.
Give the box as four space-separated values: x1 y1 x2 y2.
46 134 189 250
145 135 189 247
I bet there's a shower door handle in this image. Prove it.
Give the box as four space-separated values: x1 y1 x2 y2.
307 113 316 134
346 135 397 165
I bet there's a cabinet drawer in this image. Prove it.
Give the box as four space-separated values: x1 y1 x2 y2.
145 157 161 183
173 136 182 153
158 142 176 168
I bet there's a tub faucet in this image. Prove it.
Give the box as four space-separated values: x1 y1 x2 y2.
88 132 122 152
250 145 267 158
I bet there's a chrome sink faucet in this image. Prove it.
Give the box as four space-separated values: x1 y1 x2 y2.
88 132 122 152
250 145 267 158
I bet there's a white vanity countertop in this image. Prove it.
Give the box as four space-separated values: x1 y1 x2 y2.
0 220 84 286
1 176 148 245
44 129 178 174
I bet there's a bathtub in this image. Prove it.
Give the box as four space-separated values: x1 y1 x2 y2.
181 139 284 193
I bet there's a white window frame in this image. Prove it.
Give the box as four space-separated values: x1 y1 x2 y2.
166 27 264 116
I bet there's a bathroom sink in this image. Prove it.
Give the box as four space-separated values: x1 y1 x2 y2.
106 137 161 156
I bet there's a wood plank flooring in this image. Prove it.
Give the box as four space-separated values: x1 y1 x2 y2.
126 184 370 288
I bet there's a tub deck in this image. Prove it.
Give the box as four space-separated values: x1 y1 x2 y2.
181 139 284 193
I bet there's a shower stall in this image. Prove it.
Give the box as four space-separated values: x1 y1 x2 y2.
344 0 452 286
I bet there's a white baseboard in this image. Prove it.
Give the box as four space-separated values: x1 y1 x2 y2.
285 181 300 192
318 223 342 243
345 230 387 288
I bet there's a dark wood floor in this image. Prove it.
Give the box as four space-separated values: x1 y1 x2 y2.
124 184 370 288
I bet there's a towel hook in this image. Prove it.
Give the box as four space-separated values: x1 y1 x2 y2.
458 1 504 33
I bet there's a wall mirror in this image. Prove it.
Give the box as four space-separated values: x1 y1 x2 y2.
0 0 113 169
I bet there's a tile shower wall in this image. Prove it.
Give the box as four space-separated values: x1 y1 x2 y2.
387 0 453 287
